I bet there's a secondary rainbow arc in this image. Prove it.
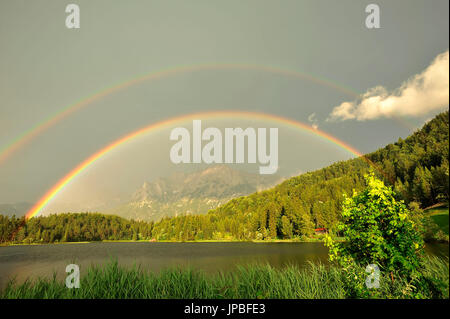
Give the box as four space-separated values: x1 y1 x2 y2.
0 63 361 166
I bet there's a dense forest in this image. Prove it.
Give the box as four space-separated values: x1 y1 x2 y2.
0 111 448 244
0 213 153 244
149 111 449 241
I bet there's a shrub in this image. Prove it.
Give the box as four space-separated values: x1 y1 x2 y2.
325 173 426 297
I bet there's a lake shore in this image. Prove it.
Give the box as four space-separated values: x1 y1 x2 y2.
4 236 449 247
1 237 347 247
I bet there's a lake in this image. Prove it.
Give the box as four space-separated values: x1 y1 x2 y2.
0 242 448 289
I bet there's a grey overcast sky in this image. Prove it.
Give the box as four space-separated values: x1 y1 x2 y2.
0 0 448 206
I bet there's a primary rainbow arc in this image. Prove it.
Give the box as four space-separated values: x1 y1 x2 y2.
25 110 367 220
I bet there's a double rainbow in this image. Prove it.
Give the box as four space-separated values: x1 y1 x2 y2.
25 110 368 220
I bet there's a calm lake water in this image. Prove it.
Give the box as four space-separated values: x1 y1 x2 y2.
0 242 448 289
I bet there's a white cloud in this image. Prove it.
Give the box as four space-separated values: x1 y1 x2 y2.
328 50 449 121
308 112 319 129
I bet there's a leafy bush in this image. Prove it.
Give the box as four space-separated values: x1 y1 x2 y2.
325 173 428 297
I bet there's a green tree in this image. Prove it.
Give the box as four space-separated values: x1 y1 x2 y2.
325 173 424 278
280 216 293 239
62 228 69 242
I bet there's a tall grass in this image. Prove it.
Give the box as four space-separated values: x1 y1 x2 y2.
1 257 448 299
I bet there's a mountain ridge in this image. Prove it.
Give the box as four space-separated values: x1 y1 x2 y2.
108 164 283 221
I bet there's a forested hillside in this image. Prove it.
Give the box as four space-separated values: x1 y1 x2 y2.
150 111 449 241
0 213 153 243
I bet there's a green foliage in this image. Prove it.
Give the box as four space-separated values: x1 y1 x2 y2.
430 209 449 235
280 215 293 239
406 202 449 242
2 257 447 299
0 213 154 244
322 174 446 298
326 173 424 276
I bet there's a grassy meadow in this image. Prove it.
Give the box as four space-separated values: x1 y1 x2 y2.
427 205 449 235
